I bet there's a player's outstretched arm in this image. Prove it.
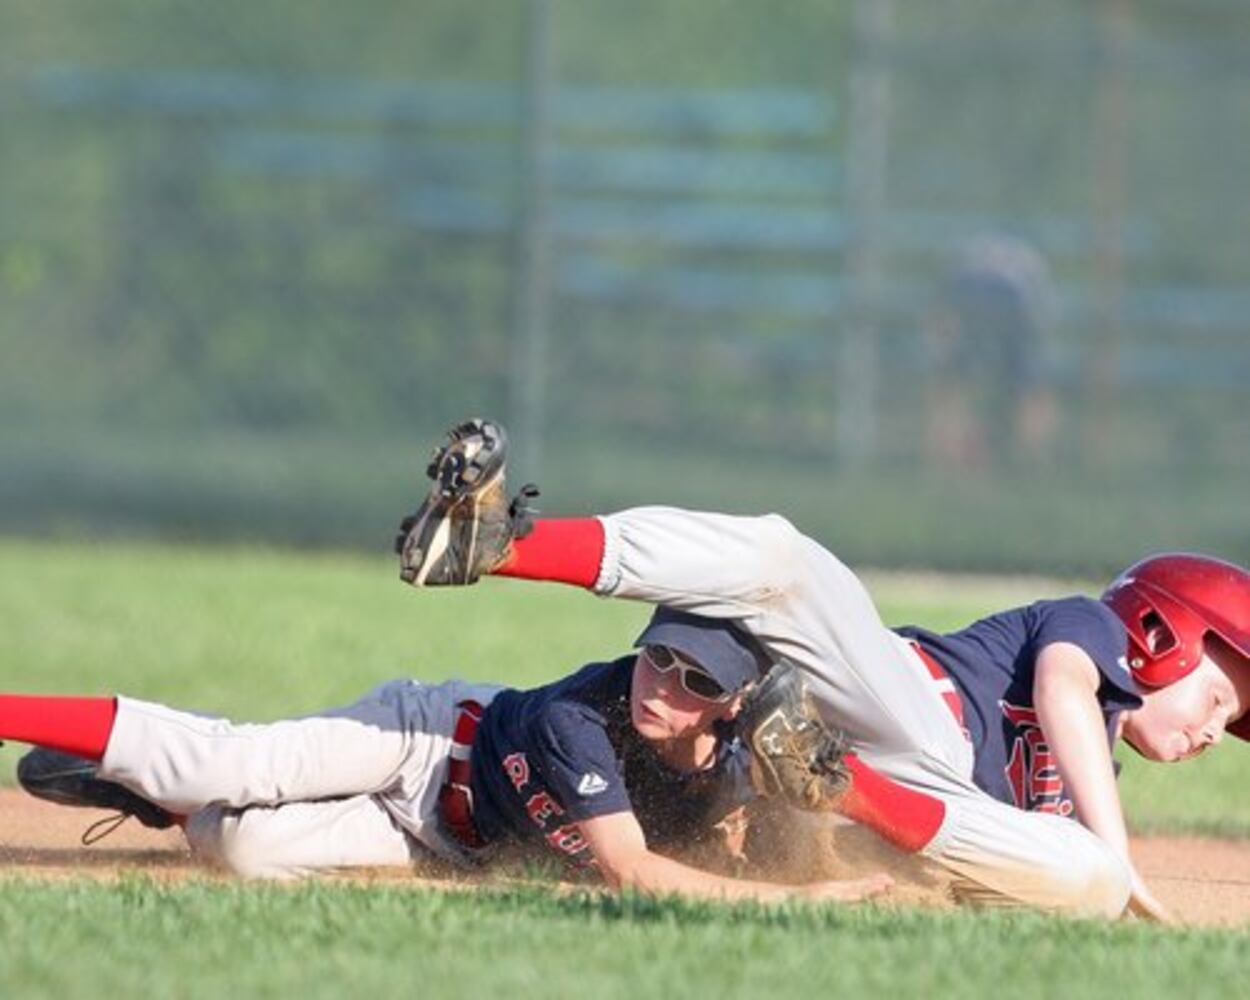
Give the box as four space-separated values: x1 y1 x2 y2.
577 810 892 905
1033 642 1174 923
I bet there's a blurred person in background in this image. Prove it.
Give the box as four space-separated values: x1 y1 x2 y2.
922 234 1059 471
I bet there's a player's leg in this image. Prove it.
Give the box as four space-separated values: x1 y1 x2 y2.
400 459 947 752
95 701 405 814
2 680 500 819
887 752 1132 916
185 795 420 880
100 679 501 817
396 431 965 758
0 690 407 816
503 506 963 761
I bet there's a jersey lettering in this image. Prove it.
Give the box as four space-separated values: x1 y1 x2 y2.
525 791 564 825
544 823 590 857
1001 701 1073 816
502 752 530 792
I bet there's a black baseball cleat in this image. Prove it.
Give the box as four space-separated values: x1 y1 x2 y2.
395 418 537 586
17 747 176 844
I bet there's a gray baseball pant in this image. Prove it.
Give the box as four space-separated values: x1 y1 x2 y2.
98 678 501 879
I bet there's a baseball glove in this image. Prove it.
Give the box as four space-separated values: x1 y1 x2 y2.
736 662 851 812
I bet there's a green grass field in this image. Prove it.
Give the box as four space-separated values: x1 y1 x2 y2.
2 538 1249 998
2 879 1248 1000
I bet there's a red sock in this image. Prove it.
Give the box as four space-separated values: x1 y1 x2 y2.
0 695 118 761
494 518 605 589
838 755 946 853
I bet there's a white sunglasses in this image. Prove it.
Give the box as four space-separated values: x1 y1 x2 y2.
642 645 732 703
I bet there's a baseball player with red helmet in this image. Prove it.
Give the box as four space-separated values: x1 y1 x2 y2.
395 419 1250 920
3 604 890 903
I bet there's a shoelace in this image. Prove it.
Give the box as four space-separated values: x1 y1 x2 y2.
81 812 132 846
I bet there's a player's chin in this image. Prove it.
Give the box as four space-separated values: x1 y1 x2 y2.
631 704 672 740
1122 732 1159 761
1134 738 1190 763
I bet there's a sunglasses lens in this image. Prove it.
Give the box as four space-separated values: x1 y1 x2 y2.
646 645 675 670
683 670 727 701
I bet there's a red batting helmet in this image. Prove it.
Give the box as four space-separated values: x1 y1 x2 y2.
1102 553 1250 740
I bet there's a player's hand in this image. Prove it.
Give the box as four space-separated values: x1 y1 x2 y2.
796 872 894 903
1125 871 1174 924
712 805 750 864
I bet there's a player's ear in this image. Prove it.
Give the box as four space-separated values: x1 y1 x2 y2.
720 693 745 721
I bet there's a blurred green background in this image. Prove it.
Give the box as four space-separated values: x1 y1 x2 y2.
2 0 1248 575
4 8 1249 984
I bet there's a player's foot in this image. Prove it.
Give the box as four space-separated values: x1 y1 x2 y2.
17 747 176 844
395 418 536 586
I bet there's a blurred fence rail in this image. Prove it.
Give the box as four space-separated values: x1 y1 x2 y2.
2 0 1248 574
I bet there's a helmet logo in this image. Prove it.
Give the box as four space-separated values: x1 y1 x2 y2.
1141 611 1176 655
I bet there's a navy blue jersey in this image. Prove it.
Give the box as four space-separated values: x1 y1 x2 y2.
896 596 1141 815
469 656 741 864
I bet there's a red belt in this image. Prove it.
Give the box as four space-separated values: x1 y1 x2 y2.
439 700 486 849
909 641 967 732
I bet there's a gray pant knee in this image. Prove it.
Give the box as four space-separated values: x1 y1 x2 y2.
184 805 299 880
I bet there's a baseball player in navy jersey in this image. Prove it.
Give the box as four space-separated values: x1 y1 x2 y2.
3 606 890 903
395 419 1250 920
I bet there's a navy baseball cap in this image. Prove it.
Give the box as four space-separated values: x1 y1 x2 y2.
634 606 768 694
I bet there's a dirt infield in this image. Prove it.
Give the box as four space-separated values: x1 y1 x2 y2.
2 789 1247 926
